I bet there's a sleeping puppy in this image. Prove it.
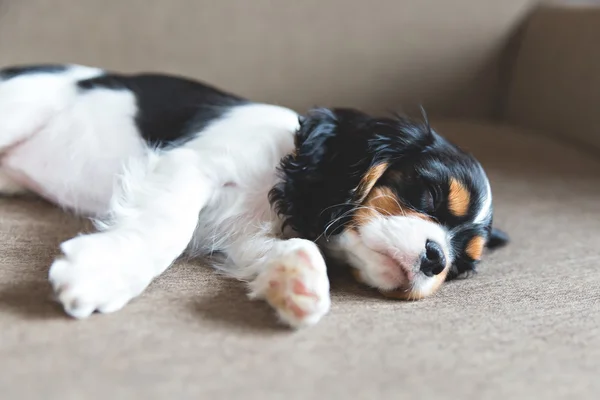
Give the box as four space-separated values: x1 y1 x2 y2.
0 64 508 328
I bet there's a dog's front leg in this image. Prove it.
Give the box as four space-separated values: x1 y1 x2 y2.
244 238 331 328
49 149 213 318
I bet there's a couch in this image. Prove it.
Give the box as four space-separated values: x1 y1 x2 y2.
1 1 599 399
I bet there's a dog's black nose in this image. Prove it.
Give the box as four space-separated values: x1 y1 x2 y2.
420 240 446 277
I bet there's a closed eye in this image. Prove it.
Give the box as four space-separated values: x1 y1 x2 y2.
422 185 442 214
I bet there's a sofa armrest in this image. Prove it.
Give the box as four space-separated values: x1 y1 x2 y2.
505 4 600 153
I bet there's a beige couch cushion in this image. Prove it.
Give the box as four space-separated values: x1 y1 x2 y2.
0 0 538 119
506 5 600 151
1 121 599 399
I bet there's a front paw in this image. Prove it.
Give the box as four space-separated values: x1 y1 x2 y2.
49 234 152 319
250 243 331 328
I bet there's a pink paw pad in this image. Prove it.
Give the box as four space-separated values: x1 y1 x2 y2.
258 245 331 328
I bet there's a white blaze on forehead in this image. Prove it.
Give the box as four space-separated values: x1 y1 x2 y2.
474 173 492 224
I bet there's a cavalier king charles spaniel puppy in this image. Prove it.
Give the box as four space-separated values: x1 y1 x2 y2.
0 64 508 328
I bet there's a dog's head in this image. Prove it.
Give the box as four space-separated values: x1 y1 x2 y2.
270 107 508 299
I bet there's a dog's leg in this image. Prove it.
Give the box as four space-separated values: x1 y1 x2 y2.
49 148 213 318
242 238 331 328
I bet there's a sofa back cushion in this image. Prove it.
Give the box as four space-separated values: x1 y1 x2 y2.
1 0 536 118
505 4 600 152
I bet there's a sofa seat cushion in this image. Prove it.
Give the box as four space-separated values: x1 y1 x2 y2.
1 120 599 399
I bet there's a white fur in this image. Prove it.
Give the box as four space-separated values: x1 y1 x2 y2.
0 65 145 214
474 165 493 224
0 66 451 327
50 147 212 318
328 215 451 293
0 67 331 327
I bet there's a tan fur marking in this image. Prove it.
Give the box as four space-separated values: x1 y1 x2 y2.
353 187 432 226
355 163 389 204
351 268 366 285
379 267 449 300
448 178 470 217
364 187 404 216
466 236 486 260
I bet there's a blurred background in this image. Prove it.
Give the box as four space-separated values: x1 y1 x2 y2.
0 0 543 119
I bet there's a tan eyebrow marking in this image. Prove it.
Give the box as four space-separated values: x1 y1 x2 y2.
353 187 404 225
448 178 471 217
364 187 404 216
466 236 486 260
353 187 432 226
354 163 388 204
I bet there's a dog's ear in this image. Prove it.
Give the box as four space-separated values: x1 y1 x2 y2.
270 108 344 238
294 108 338 168
486 227 509 249
270 108 376 239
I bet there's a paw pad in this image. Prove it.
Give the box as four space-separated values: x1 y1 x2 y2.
252 245 331 328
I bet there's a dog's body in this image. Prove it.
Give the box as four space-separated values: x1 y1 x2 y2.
0 64 507 328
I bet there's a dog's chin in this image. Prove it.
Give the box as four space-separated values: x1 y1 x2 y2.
378 274 447 300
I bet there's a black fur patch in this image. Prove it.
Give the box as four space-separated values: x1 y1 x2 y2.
77 73 247 148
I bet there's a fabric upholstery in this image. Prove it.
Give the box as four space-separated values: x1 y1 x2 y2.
0 0 538 119
505 4 600 152
2 121 599 399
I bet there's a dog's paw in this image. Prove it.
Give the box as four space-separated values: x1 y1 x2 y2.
49 234 152 319
250 242 331 328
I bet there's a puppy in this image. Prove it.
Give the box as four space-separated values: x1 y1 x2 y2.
0 64 508 328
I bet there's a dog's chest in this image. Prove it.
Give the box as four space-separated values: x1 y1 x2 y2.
182 104 299 254
190 168 284 254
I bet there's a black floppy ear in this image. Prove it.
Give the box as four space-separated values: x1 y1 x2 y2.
269 107 376 239
294 108 337 164
486 227 509 249
269 108 342 238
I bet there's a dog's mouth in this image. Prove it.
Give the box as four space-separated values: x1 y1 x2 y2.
365 248 447 301
373 248 415 283
350 246 416 293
